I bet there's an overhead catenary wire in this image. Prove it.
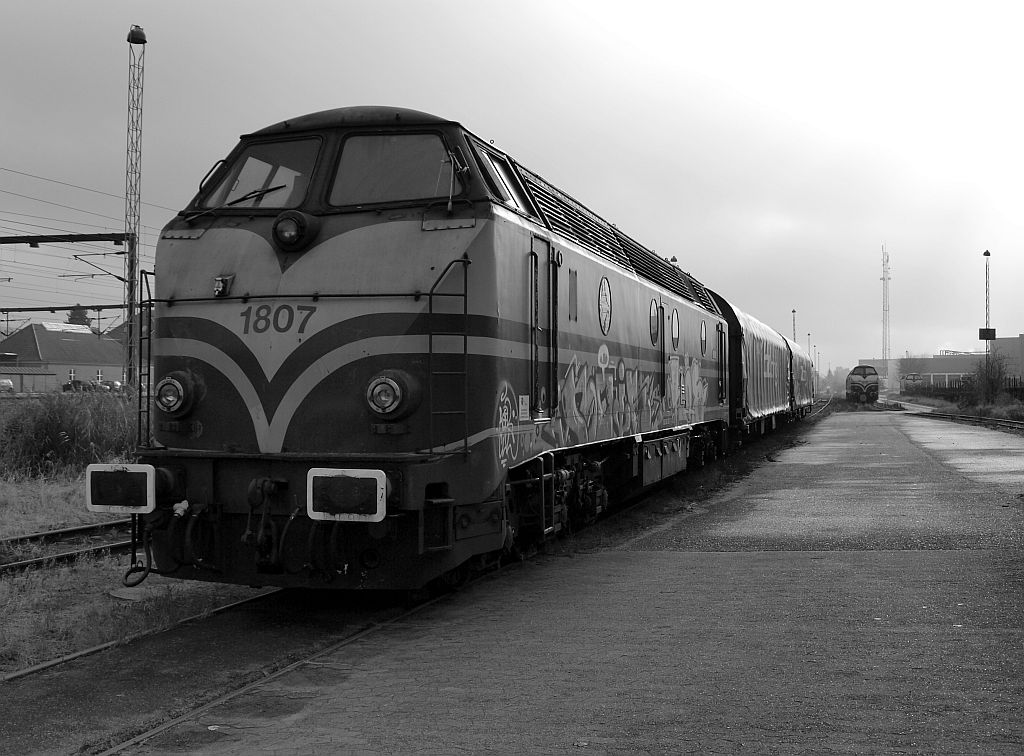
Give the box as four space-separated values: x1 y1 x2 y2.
0 165 179 213
0 187 136 227
0 138 174 323
0 208 164 233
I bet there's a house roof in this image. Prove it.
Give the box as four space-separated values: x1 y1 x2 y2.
0 366 55 375
0 322 124 365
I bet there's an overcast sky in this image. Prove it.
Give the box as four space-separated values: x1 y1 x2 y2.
1 1 1019 371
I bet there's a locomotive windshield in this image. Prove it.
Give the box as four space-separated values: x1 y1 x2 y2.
201 138 320 209
329 133 462 206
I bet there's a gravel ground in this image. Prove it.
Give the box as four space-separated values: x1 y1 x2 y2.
628 411 1024 553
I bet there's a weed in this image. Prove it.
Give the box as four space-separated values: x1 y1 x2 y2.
0 553 262 675
0 475 106 538
0 392 135 478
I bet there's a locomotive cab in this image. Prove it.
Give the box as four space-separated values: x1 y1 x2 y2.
89 108 512 589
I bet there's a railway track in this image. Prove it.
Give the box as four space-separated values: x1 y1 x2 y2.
93 588 445 755
810 395 834 417
911 411 1024 433
0 519 135 575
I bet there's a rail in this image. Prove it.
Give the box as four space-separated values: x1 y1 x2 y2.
810 395 833 417
0 520 133 575
910 412 1024 433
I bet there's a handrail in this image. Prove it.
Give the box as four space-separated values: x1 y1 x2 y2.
138 271 155 448
428 255 471 455
149 289 466 306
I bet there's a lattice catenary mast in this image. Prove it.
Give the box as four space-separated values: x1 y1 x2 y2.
881 243 891 381
124 25 147 387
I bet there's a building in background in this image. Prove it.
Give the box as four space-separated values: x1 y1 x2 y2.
0 322 124 391
859 334 1024 392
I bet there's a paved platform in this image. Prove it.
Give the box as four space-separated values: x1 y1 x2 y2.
127 413 1024 755
128 549 1022 755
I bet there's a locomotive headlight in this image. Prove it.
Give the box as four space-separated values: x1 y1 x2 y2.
275 216 301 245
154 371 197 416
272 210 321 253
156 377 185 413
367 377 402 415
365 370 421 420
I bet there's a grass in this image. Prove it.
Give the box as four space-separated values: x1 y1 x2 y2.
0 552 264 676
0 474 109 539
892 394 960 412
0 392 135 477
0 394 264 677
0 392 136 538
897 392 1024 420
963 397 1024 421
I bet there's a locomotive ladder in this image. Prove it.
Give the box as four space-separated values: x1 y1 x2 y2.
508 452 561 537
537 452 559 535
427 255 471 455
137 271 156 448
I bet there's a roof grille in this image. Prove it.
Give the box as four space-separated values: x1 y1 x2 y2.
687 277 719 313
612 231 696 303
510 161 719 316
517 168 631 268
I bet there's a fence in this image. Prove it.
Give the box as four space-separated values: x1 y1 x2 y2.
903 376 1024 403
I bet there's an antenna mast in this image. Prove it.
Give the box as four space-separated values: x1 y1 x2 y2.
124 25 147 387
881 243 891 384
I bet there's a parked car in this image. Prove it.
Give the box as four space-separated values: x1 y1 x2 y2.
63 379 93 392
0 379 14 393
98 380 123 392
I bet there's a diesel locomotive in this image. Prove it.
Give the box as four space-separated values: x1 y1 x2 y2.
87 106 813 590
846 365 880 403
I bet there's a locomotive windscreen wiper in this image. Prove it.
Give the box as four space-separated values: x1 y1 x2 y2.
184 184 288 224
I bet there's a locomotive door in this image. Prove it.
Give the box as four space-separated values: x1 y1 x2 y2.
651 298 667 402
529 236 559 420
717 321 728 404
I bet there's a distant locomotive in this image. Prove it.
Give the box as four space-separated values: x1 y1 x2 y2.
87 106 813 590
846 365 879 403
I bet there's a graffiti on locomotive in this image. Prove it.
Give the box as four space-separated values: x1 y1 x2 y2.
495 345 712 469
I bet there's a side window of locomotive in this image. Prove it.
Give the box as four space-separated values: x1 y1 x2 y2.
329 134 462 206
567 269 578 322
201 138 320 209
484 152 536 216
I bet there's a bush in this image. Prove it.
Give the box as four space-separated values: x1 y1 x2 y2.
966 397 1024 421
0 393 136 477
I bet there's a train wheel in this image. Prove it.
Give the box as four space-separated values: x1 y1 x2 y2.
438 561 472 591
